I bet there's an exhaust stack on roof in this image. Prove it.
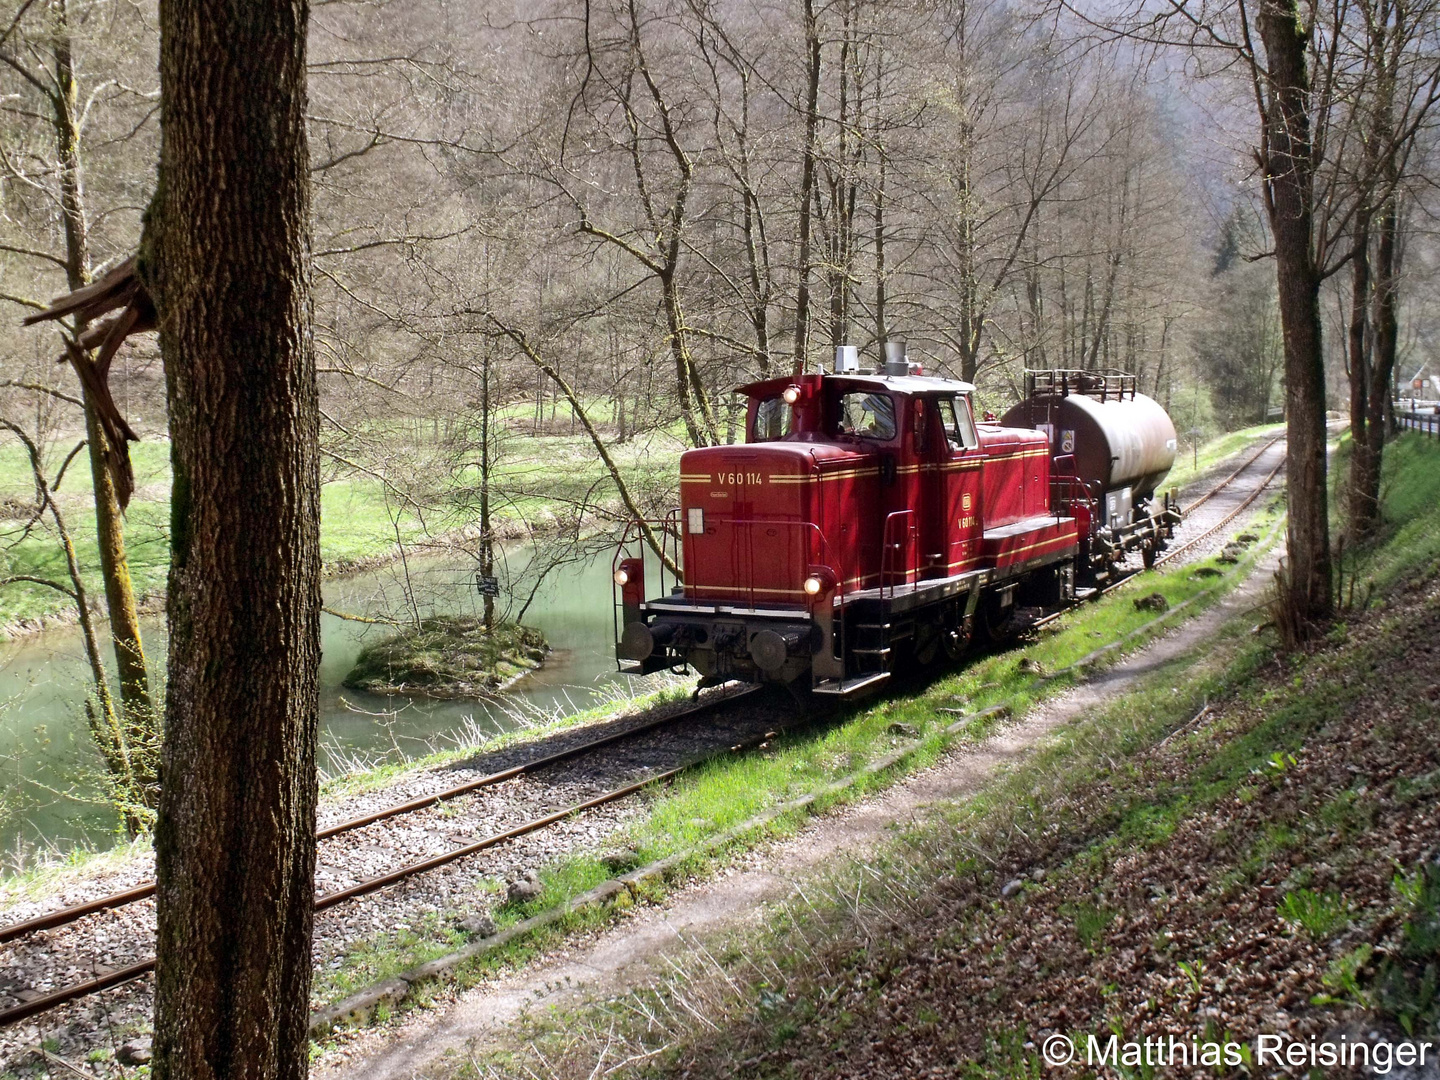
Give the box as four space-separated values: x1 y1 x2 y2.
883 340 908 377
834 345 859 373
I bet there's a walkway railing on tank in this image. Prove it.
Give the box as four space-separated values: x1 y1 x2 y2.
1025 368 1138 402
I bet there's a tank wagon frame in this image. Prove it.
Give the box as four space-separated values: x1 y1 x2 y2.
613 358 1181 697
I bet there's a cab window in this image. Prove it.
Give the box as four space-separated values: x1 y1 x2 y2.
835 391 896 440
937 395 979 450
751 396 793 441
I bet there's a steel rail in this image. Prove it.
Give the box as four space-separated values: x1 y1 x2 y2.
1031 438 1287 629
0 725 780 1028
1180 434 1284 516
0 686 759 945
1154 456 1285 567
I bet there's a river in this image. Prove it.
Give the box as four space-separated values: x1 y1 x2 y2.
0 546 637 864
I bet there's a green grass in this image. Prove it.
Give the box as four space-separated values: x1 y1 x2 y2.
1347 433 1440 594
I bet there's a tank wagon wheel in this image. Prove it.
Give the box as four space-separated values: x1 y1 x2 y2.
1142 541 1158 570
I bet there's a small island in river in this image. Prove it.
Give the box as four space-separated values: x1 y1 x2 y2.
342 617 549 698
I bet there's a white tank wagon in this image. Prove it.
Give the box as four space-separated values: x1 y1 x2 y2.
1002 370 1181 575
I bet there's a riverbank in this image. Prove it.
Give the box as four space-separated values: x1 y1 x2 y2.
0 673 693 904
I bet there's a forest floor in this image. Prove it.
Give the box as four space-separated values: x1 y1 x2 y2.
315 432 1440 1080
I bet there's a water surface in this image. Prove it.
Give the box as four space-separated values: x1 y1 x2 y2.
0 546 632 863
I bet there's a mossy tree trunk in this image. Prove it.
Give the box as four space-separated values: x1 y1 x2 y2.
48 0 159 808
143 0 320 1074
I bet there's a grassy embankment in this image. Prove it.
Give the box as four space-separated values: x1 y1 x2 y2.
305 470 1292 1023
441 432 1440 1078
0 416 683 627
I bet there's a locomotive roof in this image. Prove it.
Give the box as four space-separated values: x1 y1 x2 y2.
736 372 976 397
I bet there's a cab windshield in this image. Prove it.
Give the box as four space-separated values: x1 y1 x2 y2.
937 395 979 450
750 396 794 441
834 391 896 440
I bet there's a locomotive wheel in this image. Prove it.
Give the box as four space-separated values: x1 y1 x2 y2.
942 612 972 661
978 599 1016 644
913 622 942 668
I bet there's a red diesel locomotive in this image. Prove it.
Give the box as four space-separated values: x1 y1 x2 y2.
613 352 1181 696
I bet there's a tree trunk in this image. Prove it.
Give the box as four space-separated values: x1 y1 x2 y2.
84 405 156 778
144 0 320 1075
1258 0 1332 629
50 0 158 792
792 0 821 375
1345 212 1379 544
1356 195 1402 537
874 150 886 350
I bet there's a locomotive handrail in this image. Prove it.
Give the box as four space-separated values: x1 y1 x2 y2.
880 509 916 602
612 513 685 665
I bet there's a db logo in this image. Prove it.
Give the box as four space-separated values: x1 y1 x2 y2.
962 493 972 511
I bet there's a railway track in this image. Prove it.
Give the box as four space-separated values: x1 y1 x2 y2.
0 685 774 1030
0 436 1290 1041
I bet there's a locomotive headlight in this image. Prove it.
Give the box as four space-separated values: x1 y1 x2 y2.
803 566 837 598
782 384 801 405
613 567 630 586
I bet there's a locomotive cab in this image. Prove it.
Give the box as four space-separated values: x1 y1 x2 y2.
615 357 1085 696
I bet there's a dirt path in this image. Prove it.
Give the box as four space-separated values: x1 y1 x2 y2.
325 540 1284 1080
